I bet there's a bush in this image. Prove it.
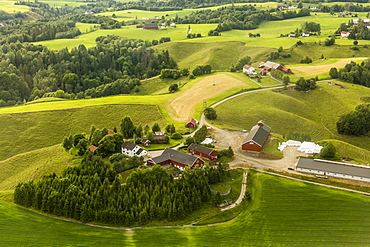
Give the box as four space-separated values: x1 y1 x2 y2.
171 132 182 139
204 107 217 120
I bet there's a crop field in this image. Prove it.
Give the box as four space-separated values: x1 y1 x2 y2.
168 73 254 121
0 173 369 246
0 104 167 161
213 82 370 161
35 0 88 7
0 145 73 191
1 0 30 13
289 57 367 77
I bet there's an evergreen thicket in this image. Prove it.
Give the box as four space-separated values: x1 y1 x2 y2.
332 60 370 87
337 104 370 136
14 152 230 225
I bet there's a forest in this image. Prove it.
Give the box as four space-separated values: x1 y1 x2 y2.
0 35 177 106
14 152 230 225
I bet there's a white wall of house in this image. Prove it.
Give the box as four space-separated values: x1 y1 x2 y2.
296 167 370 182
122 145 147 157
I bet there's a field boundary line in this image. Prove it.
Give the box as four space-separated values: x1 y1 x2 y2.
259 170 370 196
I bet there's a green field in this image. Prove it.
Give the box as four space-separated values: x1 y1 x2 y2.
0 173 369 246
0 104 167 161
213 82 370 162
0 145 73 191
1 0 30 13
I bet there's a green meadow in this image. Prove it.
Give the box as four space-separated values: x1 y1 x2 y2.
213 82 370 162
0 104 167 161
1 0 30 13
0 145 73 191
0 173 369 246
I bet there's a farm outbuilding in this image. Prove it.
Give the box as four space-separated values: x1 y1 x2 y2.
188 143 218 160
185 118 198 128
143 23 159 29
242 120 271 152
296 158 370 182
147 148 204 170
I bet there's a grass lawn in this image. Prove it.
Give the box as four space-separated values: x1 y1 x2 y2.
36 0 88 7
0 104 167 161
210 183 230 193
1 172 369 246
213 82 370 162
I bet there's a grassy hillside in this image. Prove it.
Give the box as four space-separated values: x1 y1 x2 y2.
155 41 274 70
213 82 370 162
1 0 30 13
0 145 73 191
0 104 167 161
0 173 369 246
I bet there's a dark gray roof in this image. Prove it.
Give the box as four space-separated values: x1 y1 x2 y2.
136 148 144 155
121 141 137 151
296 158 370 179
242 121 271 146
188 143 214 155
144 23 158 27
151 148 199 167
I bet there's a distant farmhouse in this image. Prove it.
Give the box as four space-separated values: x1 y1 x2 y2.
296 158 370 182
259 61 292 74
147 148 204 170
242 120 271 152
243 64 257 75
122 141 148 157
188 143 218 160
341 31 350 37
153 131 167 143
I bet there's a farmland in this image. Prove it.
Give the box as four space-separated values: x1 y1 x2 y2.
212 81 370 162
0 173 369 246
0 104 167 161
0 0 29 13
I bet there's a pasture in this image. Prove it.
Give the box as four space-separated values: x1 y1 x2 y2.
213 82 370 162
1 0 29 13
0 104 167 161
0 145 73 191
0 173 369 246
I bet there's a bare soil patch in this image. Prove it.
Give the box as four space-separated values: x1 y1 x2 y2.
169 74 247 121
292 57 366 76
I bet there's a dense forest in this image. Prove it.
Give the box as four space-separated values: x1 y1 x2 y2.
14 152 229 225
0 35 176 106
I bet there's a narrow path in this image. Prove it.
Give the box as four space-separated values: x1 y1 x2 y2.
221 172 247 211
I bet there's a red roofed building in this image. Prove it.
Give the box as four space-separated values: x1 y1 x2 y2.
281 67 292 74
185 118 198 128
108 129 115 135
89 145 98 152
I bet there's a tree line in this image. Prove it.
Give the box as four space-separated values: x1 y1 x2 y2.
14 151 230 225
329 60 370 87
337 104 370 136
0 35 177 106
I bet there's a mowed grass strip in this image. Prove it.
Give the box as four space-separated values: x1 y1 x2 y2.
213 82 370 161
0 104 167 161
0 145 73 190
0 173 369 246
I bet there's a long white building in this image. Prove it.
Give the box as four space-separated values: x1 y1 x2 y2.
296 158 370 182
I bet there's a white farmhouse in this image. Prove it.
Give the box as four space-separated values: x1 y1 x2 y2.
121 141 148 157
242 64 257 74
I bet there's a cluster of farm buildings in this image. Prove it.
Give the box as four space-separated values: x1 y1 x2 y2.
242 61 292 78
112 117 370 183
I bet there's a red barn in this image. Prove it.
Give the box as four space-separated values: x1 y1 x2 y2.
241 120 271 152
281 67 292 74
147 148 204 170
143 23 158 29
188 143 218 160
185 118 198 128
